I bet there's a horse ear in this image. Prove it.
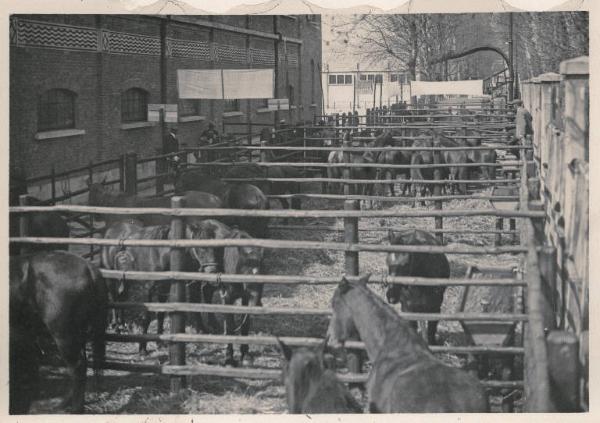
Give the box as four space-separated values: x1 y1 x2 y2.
358 273 371 286
276 338 293 362
339 275 351 294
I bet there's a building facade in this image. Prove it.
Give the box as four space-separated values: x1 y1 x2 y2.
322 66 412 114
10 14 322 178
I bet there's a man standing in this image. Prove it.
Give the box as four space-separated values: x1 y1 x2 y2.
164 126 180 173
510 99 533 159
197 122 220 161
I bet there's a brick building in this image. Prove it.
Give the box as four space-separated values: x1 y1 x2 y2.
10 14 323 178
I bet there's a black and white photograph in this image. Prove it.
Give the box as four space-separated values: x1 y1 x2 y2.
5 0 592 417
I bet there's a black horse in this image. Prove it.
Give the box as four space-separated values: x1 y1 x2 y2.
277 337 362 413
9 195 70 255
10 251 108 413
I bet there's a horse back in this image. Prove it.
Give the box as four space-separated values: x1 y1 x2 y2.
370 355 488 412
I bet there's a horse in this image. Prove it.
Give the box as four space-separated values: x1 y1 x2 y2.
196 221 265 366
409 133 450 199
386 229 450 345
9 195 70 255
10 251 108 413
435 131 470 195
277 337 363 414
101 220 222 353
327 274 489 413
174 173 270 238
87 179 223 226
377 147 412 197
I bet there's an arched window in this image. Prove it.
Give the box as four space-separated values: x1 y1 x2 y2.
38 89 76 131
121 88 148 122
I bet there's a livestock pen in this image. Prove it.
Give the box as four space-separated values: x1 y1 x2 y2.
9 60 587 412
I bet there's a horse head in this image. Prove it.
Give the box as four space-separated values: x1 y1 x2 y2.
86 176 109 206
185 219 230 274
277 336 329 414
327 273 371 349
223 229 263 275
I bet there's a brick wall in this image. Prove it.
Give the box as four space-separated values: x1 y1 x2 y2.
10 14 322 179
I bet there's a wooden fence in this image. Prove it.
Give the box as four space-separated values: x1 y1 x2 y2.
9 100 569 412
521 55 589 411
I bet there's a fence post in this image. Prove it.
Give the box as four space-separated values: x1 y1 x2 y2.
124 152 138 195
342 133 353 196
432 137 443 244
539 246 558 331
18 194 31 256
343 199 362 390
169 196 187 392
547 330 580 411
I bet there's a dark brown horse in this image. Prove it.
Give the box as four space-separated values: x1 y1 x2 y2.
10 251 108 413
9 195 70 255
327 274 489 413
101 220 221 353
175 175 269 238
87 179 223 226
277 337 362 414
386 229 450 345
196 220 265 366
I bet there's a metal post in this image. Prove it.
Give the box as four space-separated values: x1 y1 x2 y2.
119 154 126 192
342 134 353 196
169 196 186 392
343 199 362 390
432 138 443 244
539 246 558 331
88 160 95 259
508 12 514 102
50 166 56 204
18 194 31 256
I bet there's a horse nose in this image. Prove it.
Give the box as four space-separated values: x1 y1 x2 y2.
386 289 399 304
251 267 259 275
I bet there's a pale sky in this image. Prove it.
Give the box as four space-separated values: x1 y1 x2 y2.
129 0 574 14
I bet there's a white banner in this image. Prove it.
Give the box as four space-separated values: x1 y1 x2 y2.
410 80 483 97
177 69 274 99
178 69 222 99
223 69 274 99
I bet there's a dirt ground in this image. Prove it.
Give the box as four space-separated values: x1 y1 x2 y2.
30 187 524 414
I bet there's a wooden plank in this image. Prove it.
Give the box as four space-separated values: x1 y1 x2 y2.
10 236 531 254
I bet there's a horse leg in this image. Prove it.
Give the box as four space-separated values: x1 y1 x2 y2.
54 336 87 413
139 284 155 356
240 285 263 367
220 287 237 366
427 320 440 345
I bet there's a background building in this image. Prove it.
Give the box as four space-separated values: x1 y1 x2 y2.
10 14 322 178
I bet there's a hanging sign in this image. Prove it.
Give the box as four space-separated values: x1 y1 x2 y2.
267 98 290 111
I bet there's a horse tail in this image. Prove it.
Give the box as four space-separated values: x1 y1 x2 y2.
86 262 107 380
